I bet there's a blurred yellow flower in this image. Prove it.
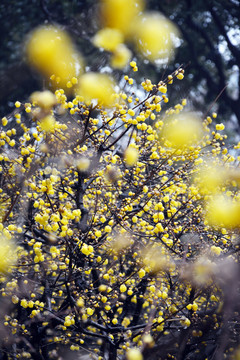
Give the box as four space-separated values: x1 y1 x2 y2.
30 90 56 110
40 115 56 132
76 72 116 107
100 0 144 38
141 246 174 274
192 257 216 286
161 112 203 149
133 12 180 62
93 28 124 52
111 44 132 69
124 146 139 166
205 194 240 229
0 235 16 274
194 160 227 195
109 234 131 253
76 157 90 172
126 348 143 360
26 26 84 89
210 245 222 256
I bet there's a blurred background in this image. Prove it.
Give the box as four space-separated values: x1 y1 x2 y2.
0 0 239 133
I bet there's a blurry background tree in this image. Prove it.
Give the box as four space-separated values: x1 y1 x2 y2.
0 0 239 130
148 0 240 132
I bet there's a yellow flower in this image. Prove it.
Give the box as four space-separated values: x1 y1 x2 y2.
184 318 191 327
124 146 139 166
39 115 56 132
0 235 16 274
15 101 21 108
64 316 72 327
215 123 225 131
133 12 180 62
120 284 127 292
30 90 56 110
87 307 94 316
76 157 90 172
111 44 132 69
26 25 84 89
205 195 240 229
93 28 124 52
126 348 143 360
161 112 203 149
138 269 145 278
100 0 144 38
76 72 116 107
2 117 8 126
